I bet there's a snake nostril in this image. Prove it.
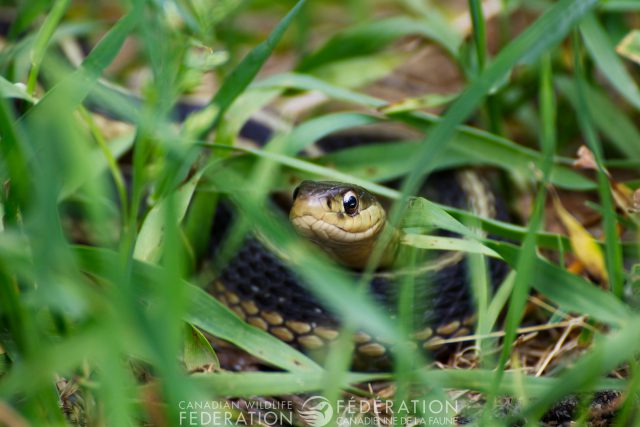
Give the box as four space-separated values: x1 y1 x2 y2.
292 186 301 200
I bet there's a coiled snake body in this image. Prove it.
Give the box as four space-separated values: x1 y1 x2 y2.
210 145 507 366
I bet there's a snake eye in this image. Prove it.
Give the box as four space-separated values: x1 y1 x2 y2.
342 191 359 215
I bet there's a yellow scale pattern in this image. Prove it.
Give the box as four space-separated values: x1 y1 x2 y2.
213 282 474 358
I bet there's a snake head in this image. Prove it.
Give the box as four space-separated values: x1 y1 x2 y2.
289 181 393 268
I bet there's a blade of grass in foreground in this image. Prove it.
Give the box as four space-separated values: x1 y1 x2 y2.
254 74 595 190
195 0 307 139
391 0 598 214
490 241 631 327
580 13 640 111
191 371 386 397
483 56 558 422
26 0 71 94
189 367 625 398
21 1 143 127
73 246 321 373
0 99 30 223
296 16 461 71
556 77 640 159
573 32 625 297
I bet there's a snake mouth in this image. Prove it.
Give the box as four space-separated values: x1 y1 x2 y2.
290 207 386 244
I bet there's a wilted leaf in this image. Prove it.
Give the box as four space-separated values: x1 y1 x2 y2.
611 180 635 214
633 189 640 213
574 145 599 171
552 192 608 283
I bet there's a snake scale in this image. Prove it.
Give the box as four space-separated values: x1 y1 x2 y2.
209 125 508 368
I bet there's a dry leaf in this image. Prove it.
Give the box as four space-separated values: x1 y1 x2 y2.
611 181 635 213
574 145 599 172
573 146 636 215
632 189 640 213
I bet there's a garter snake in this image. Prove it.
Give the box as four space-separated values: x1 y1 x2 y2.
210 166 507 366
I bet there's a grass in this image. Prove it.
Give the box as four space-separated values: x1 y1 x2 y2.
1 0 639 425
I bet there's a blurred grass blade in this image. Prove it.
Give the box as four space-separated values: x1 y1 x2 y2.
255 72 383 107
519 316 640 420
297 16 461 72
196 0 307 139
192 371 385 397
601 0 640 11
256 74 595 190
310 51 409 89
0 76 35 102
556 77 640 159
273 112 380 155
400 112 595 190
202 142 401 199
616 29 640 65
189 365 626 398
580 14 640 110
489 241 632 326
393 0 598 211
401 197 481 239
183 324 220 372
482 57 558 421
134 174 200 262
0 100 31 220
402 234 499 258
21 1 143 126
26 0 71 94
74 246 321 373
573 32 625 297
378 92 458 114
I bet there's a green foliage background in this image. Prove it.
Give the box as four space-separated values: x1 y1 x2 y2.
0 0 639 425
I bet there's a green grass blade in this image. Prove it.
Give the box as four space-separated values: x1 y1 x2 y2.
557 76 640 159
26 0 71 94
580 13 640 110
573 31 625 297
297 16 461 72
0 76 35 102
273 112 380 155
256 74 595 190
191 371 386 397
518 319 640 420
482 56 558 421
490 241 632 326
393 0 598 212
196 0 307 139
0 99 31 222
21 1 143 127
73 246 321 373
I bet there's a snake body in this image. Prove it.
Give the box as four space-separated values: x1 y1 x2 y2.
210 157 507 366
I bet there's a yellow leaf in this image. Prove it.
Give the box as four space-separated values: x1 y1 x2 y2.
552 194 608 284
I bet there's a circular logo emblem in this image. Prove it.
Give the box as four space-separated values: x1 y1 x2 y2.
299 396 333 427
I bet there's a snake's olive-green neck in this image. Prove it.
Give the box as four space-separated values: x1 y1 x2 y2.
289 180 399 269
